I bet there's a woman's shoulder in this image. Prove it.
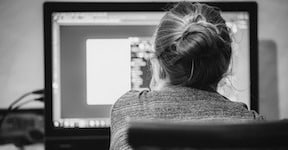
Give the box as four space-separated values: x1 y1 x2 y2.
112 90 149 110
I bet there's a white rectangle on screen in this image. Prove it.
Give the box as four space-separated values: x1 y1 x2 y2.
86 39 131 105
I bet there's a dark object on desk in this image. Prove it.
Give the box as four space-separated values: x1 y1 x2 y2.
0 109 44 147
0 89 44 147
0 89 44 130
128 120 288 149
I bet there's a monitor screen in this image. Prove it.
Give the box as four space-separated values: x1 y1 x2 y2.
44 2 258 131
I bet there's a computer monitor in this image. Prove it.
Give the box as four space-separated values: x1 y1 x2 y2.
44 1 258 140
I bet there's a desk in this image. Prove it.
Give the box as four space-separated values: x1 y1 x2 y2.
0 144 44 150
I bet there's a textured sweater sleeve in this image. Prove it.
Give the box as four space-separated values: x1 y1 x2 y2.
110 91 140 150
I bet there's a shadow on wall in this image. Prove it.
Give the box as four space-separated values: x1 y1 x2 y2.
259 40 279 120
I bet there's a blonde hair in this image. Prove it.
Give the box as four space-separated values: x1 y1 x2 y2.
150 2 232 91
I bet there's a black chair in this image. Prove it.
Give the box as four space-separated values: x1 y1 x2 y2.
128 120 288 149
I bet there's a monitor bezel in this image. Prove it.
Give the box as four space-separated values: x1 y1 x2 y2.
44 2 258 137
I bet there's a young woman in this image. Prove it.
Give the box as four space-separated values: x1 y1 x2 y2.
110 2 262 150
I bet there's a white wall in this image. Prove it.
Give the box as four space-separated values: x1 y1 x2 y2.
0 0 287 119
259 1 288 119
0 0 44 108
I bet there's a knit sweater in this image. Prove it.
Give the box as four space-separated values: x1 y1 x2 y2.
110 86 262 150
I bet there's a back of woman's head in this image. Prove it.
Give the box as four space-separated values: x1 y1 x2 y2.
151 2 232 91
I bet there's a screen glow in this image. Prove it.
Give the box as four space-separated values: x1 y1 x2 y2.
86 39 131 105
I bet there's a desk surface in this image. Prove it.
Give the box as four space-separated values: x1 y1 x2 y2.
0 144 44 150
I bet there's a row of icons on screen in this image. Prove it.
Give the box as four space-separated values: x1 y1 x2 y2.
53 119 110 128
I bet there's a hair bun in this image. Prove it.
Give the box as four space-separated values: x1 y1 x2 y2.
152 2 232 89
176 21 222 59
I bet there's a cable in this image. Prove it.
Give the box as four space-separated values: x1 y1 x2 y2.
8 92 33 111
13 97 44 110
31 89 44 95
8 89 44 110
